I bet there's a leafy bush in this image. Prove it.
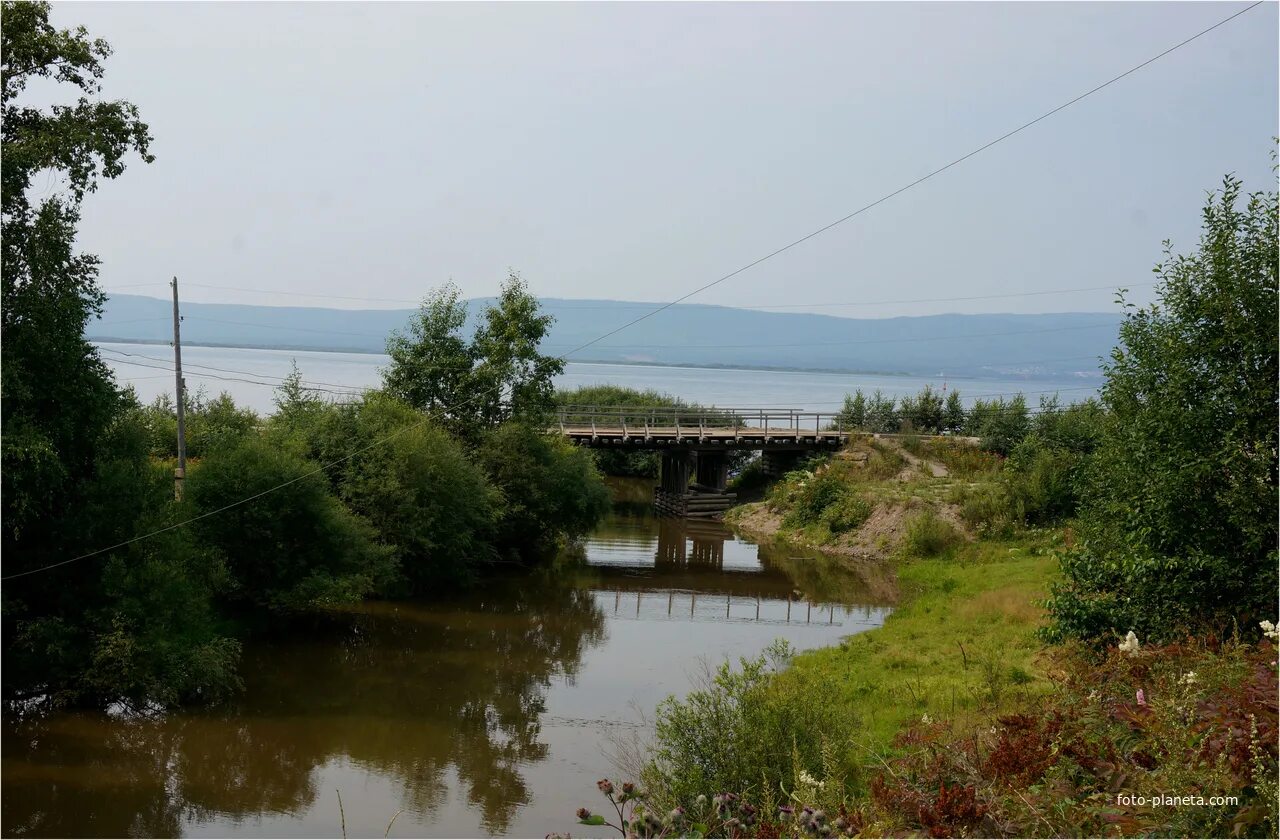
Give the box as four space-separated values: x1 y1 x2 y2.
822 493 874 534
952 481 1015 536
188 438 395 610
970 395 1030 456
279 392 501 590
779 469 847 528
1046 173 1278 644
475 423 611 558
903 510 961 557
137 390 259 459
643 642 858 809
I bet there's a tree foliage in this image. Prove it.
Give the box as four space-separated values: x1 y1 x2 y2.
475 424 612 559
1046 173 1279 643
383 272 564 435
187 438 396 611
271 392 502 590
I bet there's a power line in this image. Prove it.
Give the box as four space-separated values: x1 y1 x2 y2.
558 2 1263 359
97 345 382 391
6 2 1257 581
105 357 365 396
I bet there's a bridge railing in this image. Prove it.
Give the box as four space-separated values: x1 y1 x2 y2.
556 405 847 436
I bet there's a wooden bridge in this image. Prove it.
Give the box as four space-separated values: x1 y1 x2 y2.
555 406 850 450
555 406 852 519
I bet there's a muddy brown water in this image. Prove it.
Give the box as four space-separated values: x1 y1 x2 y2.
2 480 894 838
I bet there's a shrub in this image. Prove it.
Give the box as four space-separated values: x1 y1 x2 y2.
643 642 858 809
924 439 1002 478
953 481 1015 536
188 438 395 610
822 493 874 534
1046 173 1278 644
903 510 961 557
292 393 501 590
780 469 847 528
862 637 1279 838
476 423 611 558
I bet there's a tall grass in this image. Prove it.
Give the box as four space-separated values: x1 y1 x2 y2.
903 510 962 557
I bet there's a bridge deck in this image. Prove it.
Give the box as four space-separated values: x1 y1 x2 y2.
561 425 849 449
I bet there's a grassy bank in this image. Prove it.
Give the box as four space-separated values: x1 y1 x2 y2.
615 447 1276 838
782 530 1060 750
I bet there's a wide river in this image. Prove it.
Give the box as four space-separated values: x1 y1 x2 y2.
3 484 895 838
93 342 1099 415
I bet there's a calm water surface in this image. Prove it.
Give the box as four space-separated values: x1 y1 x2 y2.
2 483 894 838
95 342 1099 415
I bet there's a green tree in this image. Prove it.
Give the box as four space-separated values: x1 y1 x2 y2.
470 272 565 428
1 0 153 539
475 424 610 559
974 394 1029 455
837 389 867 430
383 282 475 427
2 0 152 547
903 384 943 433
942 389 965 433
0 4 242 709
864 389 898 433
896 393 918 432
1046 173 1278 644
289 393 502 590
187 439 396 611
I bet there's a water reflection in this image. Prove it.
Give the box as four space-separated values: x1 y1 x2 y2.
2 487 893 838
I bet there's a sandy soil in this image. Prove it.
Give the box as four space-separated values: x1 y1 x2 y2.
729 496 969 562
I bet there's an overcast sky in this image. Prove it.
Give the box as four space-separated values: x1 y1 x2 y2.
46 1 1278 317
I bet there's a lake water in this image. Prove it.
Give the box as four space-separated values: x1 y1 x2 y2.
95 342 1100 416
2 484 894 838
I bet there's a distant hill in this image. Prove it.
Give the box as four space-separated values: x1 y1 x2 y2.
91 294 1120 378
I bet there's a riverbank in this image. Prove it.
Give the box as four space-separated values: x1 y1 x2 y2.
627 441 1277 839
729 492 1060 749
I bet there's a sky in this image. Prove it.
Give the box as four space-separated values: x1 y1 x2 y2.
41 1 1280 317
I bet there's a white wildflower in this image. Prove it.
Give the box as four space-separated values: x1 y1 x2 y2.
798 770 824 790
1118 630 1141 656
920 713 933 725
1087 690 1100 702
1180 671 1197 686
1260 620 1279 641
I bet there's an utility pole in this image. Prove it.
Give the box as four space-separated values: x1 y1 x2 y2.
171 276 187 500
